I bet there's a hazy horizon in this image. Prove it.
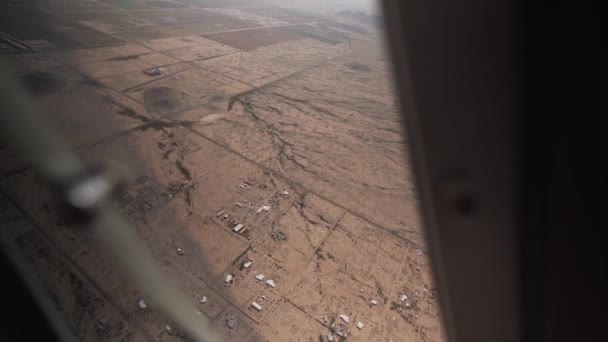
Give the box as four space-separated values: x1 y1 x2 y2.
271 0 379 15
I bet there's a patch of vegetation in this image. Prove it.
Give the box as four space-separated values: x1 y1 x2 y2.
325 22 368 34
104 0 151 9
345 62 372 72
316 249 326 260
284 25 343 45
116 108 151 124
175 160 192 181
106 53 148 61
145 0 188 8
281 8 332 21
376 280 387 303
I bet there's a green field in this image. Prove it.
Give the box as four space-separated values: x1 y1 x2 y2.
283 24 344 45
104 0 152 9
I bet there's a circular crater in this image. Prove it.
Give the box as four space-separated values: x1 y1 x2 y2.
20 72 67 97
143 87 183 112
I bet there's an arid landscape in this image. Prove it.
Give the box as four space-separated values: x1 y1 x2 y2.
1 0 444 341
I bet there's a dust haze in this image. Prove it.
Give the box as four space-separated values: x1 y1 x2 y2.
1 0 444 341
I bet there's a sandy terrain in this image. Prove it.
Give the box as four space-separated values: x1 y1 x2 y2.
1 1 444 341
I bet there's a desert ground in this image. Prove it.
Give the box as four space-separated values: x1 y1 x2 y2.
1 1 444 341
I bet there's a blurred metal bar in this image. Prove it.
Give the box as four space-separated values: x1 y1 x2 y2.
93 210 220 342
0 62 83 185
382 1 520 342
0 61 219 342
0 224 76 342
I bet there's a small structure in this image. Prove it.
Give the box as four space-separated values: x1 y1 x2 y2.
238 180 254 191
255 274 265 281
225 274 233 283
256 205 271 214
370 299 378 305
233 223 244 233
339 314 349 323
331 319 349 337
176 247 185 256
144 67 165 76
138 299 147 310
251 302 262 311
327 334 334 342
265 279 276 288
200 296 208 304
400 294 408 302
243 261 252 268
356 322 364 330
216 210 225 217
